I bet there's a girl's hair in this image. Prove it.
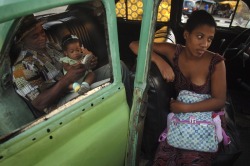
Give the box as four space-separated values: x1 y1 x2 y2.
184 10 216 33
61 34 80 50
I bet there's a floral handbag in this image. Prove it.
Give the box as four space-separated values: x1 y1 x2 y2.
164 90 219 152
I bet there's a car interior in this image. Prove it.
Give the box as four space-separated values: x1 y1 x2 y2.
1 0 250 165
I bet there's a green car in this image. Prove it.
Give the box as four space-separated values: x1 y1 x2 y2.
0 0 249 165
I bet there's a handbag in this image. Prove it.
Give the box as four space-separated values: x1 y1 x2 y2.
166 90 219 152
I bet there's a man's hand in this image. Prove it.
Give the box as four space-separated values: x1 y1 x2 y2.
31 63 86 111
62 63 86 85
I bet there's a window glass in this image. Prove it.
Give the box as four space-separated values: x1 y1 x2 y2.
1 1 113 139
181 0 250 28
116 0 171 22
231 0 250 27
34 6 68 16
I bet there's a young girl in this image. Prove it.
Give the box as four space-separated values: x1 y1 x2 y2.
60 34 95 94
130 10 227 165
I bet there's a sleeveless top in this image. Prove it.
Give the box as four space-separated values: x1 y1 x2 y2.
173 44 224 95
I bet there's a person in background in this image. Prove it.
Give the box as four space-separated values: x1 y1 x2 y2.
205 4 209 12
130 10 226 165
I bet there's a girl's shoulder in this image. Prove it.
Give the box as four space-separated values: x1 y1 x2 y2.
206 51 224 63
166 42 179 52
206 51 225 73
172 44 184 60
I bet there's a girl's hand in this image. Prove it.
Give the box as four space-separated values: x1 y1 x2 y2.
81 47 92 55
157 60 175 83
88 56 98 69
81 48 98 69
170 98 189 113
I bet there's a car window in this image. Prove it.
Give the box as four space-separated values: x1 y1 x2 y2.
116 0 171 22
181 0 250 28
231 0 250 27
1 2 115 139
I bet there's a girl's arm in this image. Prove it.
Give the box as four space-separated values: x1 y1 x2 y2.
151 42 176 64
129 41 175 82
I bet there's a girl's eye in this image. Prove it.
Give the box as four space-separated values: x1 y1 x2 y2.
208 38 213 42
197 35 202 39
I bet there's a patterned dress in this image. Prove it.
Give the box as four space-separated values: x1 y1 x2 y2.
153 44 225 166
12 42 64 113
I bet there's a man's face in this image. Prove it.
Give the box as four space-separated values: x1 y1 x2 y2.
22 24 47 50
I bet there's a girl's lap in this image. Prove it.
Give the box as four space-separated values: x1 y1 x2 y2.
153 141 216 166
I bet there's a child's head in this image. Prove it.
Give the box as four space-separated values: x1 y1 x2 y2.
61 34 82 60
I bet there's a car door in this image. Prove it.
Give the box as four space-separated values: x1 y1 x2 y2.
0 35 35 136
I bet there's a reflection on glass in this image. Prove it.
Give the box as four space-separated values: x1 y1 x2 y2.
181 0 250 28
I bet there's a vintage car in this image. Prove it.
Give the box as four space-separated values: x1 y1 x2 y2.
0 0 249 165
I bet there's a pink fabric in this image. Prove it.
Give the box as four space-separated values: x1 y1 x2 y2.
158 113 174 142
213 115 223 142
212 109 231 145
167 113 174 130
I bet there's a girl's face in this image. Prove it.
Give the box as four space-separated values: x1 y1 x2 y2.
184 24 215 57
64 42 82 60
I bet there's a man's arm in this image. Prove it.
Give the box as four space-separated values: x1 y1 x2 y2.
31 64 87 111
62 62 73 71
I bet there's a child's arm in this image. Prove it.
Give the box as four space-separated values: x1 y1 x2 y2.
63 61 82 72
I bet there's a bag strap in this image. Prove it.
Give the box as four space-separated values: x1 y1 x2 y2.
222 128 231 146
158 128 168 142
